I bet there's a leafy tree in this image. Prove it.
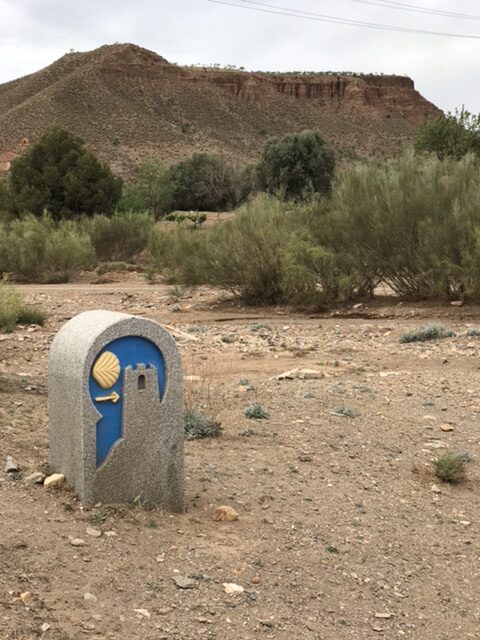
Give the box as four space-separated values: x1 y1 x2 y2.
257 130 335 200
9 128 122 218
169 153 251 211
119 158 174 216
415 107 480 160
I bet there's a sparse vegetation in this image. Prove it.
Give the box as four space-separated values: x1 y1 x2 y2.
84 212 154 262
245 403 269 419
400 324 455 344
332 406 356 417
466 328 480 337
0 281 46 331
0 215 94 282
432 452 466 483
184 410 222 440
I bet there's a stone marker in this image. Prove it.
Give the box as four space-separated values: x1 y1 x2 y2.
48 310 184 510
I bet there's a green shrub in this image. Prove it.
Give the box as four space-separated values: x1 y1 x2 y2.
150 194 292 302
84 212 154 262
400 324 455 344
466 328 480 337
432 452 466 483
329 153 480 298
184 410 222 440
415 107 480 161
0 281 46 331
169 153 252 211
9 128 122 218
0 215 93 282
244 404 269 419
257 130 335 200
17 306 46 326
118 158 174 216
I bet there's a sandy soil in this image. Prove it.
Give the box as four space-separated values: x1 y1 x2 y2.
1 280 479 640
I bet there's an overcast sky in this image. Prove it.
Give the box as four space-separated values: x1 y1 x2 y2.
0 0 479 113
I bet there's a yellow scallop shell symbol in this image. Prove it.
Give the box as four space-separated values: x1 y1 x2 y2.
92 351 120 389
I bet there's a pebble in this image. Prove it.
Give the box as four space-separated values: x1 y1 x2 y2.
173 575 195 589
5 456 19 474
69 537 86 547
83 592 97 603
44 473 65 488
134 608 151 619
25 472 46 484
440 424 454 432
86 527 102 538
212 506 239 522
223 583 244 595
431 485 442 494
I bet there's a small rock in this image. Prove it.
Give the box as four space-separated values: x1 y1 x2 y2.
69 537 86 547
440 424 454 432
169 304 181 313
104 530 117 537
40 623 50 633
259 619 274 628
375 613 392 619
25 472 46 484
423 441 446 450
44 473 65 488
353 303 364 310
431 484 442 494
450 300 464 306
158 607 172 615
173 575 195 589
212 506 239 522
5 456 19 474
134 608 151 619
277 368 324 381
86 527 102 538
250 576 261 584
223 582 244 595
83 592 97 603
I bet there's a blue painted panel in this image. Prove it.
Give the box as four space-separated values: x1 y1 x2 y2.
89 336 166 467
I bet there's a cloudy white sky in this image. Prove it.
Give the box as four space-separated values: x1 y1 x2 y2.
0 0 479 113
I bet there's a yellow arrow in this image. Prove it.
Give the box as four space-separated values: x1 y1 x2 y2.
95 391 121 403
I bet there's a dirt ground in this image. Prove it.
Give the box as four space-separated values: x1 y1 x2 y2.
1 279 479 640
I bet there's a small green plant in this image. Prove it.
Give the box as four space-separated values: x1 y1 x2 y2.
184 410 222 440
432 452 466 483
400 324 455 344
245 404 269 419
332 406 355 418
466 328 480 337
239 378 250 386
96 261 131 275
251 323 272 332
16 306 46 326
325 545 340 554
0 281 46 331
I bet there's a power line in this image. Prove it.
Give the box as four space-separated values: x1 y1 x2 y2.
207 0 480 39
353 0 480 21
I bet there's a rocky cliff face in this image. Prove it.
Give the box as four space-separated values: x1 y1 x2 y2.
201 70 440 120
0 43 442 176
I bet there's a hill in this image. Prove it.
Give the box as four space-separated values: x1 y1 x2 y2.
0 43 442 177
